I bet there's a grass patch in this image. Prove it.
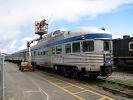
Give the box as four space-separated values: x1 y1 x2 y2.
111 79 133 87
98 76 133 87
101 82 123 90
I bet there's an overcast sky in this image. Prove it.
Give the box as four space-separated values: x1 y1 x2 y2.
0 0 133 53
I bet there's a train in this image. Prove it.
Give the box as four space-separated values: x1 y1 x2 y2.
113 35 133 70
5 27 113 79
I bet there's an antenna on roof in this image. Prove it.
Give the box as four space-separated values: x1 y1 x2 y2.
101 27 105 31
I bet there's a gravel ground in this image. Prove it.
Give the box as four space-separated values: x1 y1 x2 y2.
107 72 133 82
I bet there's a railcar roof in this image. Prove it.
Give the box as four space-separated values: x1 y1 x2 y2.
41 27 111 40
69 27 111 34
11 49 26 55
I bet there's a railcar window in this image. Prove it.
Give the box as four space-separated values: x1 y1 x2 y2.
32 52 34 56
130 43 133 49
46 51 49 55
34 51 36 56
41 51 43 55
82 41 94 52
31 52 33 56
38 51 41 55
104 41 110 51
52 47 55 54
56 45 62 54
72 42 80 53
65 43 71 53
43 51 46 55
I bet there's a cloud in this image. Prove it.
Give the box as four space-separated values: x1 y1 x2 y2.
0 0 133 53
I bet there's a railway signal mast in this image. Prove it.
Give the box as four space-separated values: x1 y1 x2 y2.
20 19 48 71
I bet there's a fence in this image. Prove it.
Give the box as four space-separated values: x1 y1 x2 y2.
0 55 4 100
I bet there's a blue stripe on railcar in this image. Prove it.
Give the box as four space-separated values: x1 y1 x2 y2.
31 33 112 51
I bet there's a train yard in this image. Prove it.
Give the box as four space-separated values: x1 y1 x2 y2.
3 62 132 100
3 20 133 100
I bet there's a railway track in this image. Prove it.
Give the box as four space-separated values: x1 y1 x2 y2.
113 69 133 74
98 78 133 89
97 78 133 99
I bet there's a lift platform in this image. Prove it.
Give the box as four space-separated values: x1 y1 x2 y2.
19 61 34 72
19 19 48 72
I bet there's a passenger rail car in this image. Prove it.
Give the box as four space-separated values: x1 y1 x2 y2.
113 36 133 70
6 27 113 79
5 49 26 63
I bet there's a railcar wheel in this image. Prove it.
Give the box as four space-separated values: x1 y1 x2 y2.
33 68 35 72
89 75 98 80
78 72 84 81
108 67 112 76
71 67 79 79
62 67 69 77
53 65 58 73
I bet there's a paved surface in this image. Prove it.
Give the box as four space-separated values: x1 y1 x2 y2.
4 62 131 100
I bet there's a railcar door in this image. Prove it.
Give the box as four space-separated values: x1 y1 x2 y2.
101 40 112 75
103 40 112 63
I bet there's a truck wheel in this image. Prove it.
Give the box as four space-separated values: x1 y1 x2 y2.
19 66 21 70
22 68 24 72
33 68 35 72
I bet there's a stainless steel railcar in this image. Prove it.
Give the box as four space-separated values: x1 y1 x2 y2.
5 49 26 63
6 27 113 79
